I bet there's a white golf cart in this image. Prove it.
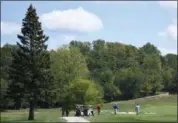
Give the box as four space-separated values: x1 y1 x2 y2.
75 104 94 117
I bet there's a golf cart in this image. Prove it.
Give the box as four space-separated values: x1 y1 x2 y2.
75 104 94 117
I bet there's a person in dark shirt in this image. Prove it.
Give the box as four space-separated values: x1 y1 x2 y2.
66 110 69 117
113 104 118 115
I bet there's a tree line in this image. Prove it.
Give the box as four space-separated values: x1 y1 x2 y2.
0 4 177 120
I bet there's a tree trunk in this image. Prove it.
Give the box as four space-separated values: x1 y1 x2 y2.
152 89 156 95
28 101 35 120
16 98 22 109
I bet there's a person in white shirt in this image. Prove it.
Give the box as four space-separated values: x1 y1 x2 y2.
135 104 140 115
89 106 94 116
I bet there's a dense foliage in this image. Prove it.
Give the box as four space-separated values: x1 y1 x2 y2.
2 5 55 120
0 4 177 120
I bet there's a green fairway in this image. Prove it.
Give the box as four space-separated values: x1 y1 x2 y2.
1 95 177 122
1 108 65 122
86 95 177 122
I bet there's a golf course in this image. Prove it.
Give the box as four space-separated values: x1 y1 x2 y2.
1 1 177 123
1 94 177 122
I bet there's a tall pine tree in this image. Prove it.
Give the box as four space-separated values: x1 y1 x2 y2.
8 4 54 120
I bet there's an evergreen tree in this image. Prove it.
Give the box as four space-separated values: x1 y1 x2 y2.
8 48 25 109
8 4 54 120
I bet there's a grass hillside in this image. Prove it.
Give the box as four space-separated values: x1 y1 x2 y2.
1 95 177 122
86 95 177 122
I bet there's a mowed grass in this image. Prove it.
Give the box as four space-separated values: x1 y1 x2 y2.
1 108 65 122
1 95 177 122
86 95 177 122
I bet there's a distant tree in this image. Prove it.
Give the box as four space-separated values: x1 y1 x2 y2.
139 42 161 55
63 79 103 110
2 32 177 108
115 67 145 99
0 44 18 109
0 78 9 109
8 4 54 120
139 43 164 95
103 82 121 102
50 47 89 108
1 44 17 80
165 54 177 70
162 67 175 91
170 73 178 93
69 40 91 56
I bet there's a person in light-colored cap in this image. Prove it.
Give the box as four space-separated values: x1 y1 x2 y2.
135 104 140 115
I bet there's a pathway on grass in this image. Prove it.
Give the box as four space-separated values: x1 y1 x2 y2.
62 117 90 122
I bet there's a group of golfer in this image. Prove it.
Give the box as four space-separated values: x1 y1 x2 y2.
96 103 140 115
113 104 140 115
73 103 140 117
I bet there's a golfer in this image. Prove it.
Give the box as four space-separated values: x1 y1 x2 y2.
61 107 65 117
113 104 118 115
96 104 101 115
135 104 140 115
89 106 94 116
66 110 69 117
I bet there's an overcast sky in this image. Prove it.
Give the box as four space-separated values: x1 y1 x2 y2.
1 1 177 55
